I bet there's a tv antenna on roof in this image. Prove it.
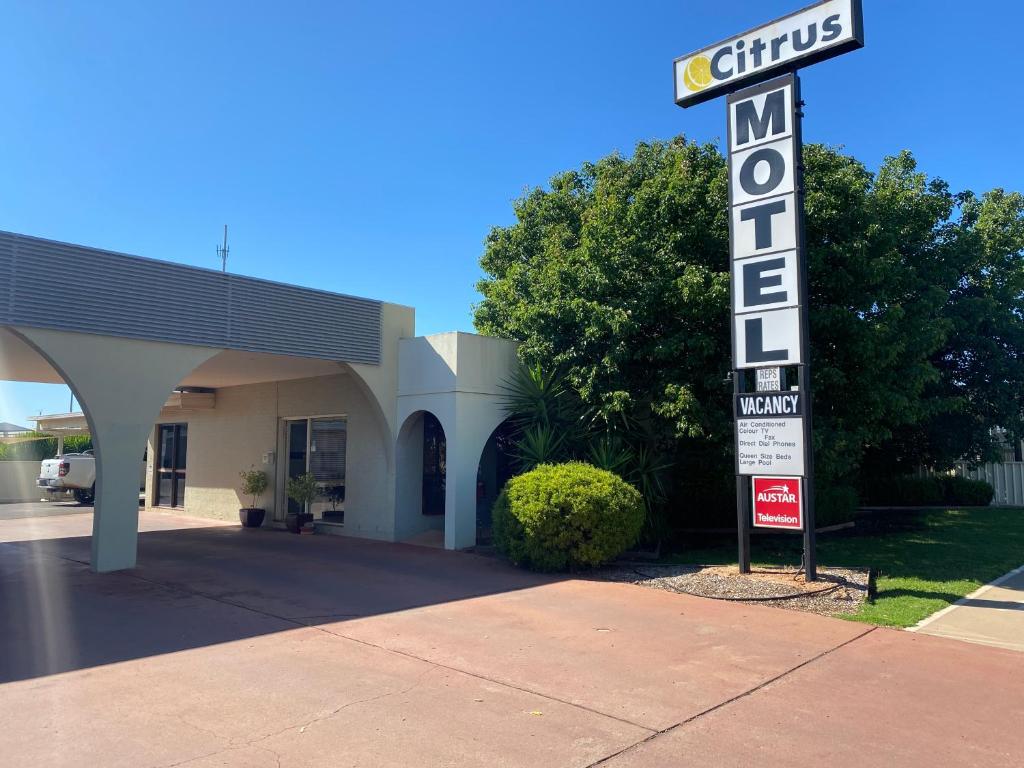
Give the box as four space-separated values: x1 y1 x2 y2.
217 224 229 272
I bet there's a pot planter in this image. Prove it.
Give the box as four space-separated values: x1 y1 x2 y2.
285 511 313 534
239 508 266 528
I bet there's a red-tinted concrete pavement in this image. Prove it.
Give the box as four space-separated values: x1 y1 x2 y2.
1 513 1022 767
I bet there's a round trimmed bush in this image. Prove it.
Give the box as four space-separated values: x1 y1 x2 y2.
492 462 644 572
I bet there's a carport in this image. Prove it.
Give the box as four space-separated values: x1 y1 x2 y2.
1 230 517 573
0 230 396 572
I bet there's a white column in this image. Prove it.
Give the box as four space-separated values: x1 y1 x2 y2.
56 434 64 457
444 438 479 550
443 396 504 550
13 327 219 572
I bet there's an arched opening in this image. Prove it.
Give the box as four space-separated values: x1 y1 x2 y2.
422 412 447 517
475 419 517 545
0 327 101 508
395 409 447 546
1 326 220 571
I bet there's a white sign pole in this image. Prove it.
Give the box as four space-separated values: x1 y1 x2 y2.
676 0 863 582
727 73 811 575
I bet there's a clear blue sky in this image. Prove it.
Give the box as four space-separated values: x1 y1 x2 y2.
1 0 1021 422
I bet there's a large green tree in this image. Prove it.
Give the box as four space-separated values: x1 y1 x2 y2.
474 137 1024 525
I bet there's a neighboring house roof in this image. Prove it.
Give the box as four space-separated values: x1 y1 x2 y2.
29 412 90 436
0 421 31 434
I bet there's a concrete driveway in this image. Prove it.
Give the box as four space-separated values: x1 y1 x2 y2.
1 513 1022 767
0 499 93 520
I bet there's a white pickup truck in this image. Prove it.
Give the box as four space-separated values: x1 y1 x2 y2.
37 451 147 504
38 451 97 503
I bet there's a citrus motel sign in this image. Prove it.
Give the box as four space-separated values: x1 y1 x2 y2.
673 0 864 580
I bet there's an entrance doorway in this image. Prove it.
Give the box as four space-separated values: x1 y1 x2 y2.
155 423 187 508
282 416 347 522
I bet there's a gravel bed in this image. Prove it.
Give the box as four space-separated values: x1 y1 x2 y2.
594 563 871 617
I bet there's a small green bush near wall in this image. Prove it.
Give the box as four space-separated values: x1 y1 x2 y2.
492 462 644 572
815 484 859 527
0 435 92 461
942 476 995 506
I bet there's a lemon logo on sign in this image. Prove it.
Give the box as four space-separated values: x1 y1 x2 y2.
682 55 713 92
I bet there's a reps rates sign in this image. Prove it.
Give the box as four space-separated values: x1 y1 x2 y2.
751 476 803 529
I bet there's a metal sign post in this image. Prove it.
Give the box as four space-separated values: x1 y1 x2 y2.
674 0 864 581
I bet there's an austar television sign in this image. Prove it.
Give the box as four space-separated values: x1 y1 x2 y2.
752 476 803 529
674 0 863 108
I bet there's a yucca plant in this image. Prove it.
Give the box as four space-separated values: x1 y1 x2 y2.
513 424 567 471
627 444 673 545
500 363 578 431
501 362 587 469
587 435 634 475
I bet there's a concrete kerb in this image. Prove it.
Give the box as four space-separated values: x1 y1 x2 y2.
907 563 1024 633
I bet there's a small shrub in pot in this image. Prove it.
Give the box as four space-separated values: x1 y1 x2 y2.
238 468 269 527
286 472 319 533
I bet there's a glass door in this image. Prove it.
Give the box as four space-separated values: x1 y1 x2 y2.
311 417 346 521
156 424 187 507
283 416 347 521
286 420 308 516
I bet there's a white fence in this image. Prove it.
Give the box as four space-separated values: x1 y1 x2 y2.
953 462 1024 506
0 461 42 503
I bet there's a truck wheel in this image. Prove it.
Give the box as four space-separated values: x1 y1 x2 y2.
74 485 95 505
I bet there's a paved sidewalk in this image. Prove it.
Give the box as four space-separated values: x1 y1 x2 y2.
912 565 1024 652
1 514 1023 767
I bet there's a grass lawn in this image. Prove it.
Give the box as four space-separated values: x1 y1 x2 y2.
665 507 1024 628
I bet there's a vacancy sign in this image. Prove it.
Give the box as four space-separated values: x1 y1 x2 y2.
729 74 802 369
752 476 803 529
674 0 864 108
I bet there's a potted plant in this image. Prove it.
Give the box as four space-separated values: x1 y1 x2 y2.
238 468 269 528
324 485 345 520
285 472 319 534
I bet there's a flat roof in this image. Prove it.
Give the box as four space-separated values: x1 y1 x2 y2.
0 230 385 364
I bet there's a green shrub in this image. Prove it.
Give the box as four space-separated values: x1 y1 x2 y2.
0 434 93 461
942 476 994 506
286 472 319 508
861 475 993 507
239 468 269 509
815 484 859 527
492 462 644 571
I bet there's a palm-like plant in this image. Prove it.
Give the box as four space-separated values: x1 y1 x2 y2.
627 445 673 543
587 436 633 475
515 424 567 470
500 363 576 430
501 363 585 470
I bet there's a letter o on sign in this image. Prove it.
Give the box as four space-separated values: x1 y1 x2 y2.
739 147 786 197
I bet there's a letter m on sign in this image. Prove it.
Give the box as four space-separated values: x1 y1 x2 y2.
733 87 789 148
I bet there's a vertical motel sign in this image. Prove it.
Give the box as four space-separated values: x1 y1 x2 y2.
674 0 864 580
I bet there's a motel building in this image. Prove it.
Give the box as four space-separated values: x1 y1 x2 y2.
0 230 519 572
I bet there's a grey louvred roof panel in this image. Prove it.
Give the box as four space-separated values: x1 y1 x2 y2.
0 231 381 364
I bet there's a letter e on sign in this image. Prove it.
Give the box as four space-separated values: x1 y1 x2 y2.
752 476 803 529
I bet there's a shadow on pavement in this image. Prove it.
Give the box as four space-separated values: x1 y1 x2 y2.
0 525 556 684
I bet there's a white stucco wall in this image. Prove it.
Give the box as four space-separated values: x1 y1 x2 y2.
145 371 394 540
0 461 42 503
396 332 519 548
